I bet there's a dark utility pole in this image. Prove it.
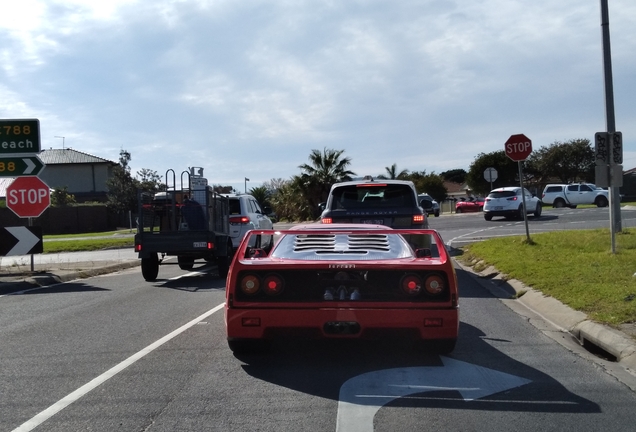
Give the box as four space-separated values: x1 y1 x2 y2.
599 0 622 253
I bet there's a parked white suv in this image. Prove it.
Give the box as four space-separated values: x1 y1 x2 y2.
226 194 273 248
483 186 542 221
542 183 609 208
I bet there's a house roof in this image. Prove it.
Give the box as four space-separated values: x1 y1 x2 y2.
39 148 117 165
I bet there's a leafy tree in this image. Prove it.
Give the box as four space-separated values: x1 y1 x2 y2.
378 163 409 180
269 176 314 221
248 185 271 210
526 139 594 184
466 151 519 196
51 186 76 207
298 147 356 210
212 185 235 194
440 169 467 184
136 168 164 194
409 172 447 202
106 149 139 213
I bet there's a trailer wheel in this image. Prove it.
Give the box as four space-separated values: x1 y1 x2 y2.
217 240 234 278
141 253 159 281
178 256 194 270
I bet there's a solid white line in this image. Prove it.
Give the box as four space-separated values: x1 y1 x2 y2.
12 302 225 432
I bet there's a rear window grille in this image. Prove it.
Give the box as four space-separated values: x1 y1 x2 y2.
294 234 390 253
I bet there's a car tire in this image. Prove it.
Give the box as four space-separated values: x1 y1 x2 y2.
484 213 493 221
141 253 159 281
478 206 483 212
434 211 440 217
596 196 609 207
177 256 194 270
534 203 542 218
554 198 566 208
456 208 462 214
518 205 525 219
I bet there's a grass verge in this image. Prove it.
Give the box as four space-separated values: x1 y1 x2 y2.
458 228 636 327
43 237 134 253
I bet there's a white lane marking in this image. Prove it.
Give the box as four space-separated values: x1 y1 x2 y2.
12 302 225 432
336 357 531 432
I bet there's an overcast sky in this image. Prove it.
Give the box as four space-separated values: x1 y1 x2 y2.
1 0 634 192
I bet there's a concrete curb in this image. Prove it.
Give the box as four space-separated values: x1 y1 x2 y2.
454 259 636 373
9 261 140 289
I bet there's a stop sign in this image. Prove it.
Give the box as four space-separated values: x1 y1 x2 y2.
6 176 50 218
505 134 532 161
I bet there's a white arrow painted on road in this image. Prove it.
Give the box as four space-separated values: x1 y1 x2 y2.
23 157 36 174
337 356 531 432
6 226 41 256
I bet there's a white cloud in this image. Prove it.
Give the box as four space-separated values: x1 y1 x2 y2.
0 0 634 190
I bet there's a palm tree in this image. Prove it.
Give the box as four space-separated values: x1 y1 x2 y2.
298 148 356 207
379 163 409 180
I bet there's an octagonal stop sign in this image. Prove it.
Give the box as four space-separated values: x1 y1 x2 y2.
505 134 532 162
6 176 50 218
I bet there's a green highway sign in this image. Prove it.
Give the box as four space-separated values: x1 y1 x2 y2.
0 119 40 154
0 155 45 177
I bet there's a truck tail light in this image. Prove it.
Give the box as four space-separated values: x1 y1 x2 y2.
135 244 142 252
322 218 333 224
412 214 425 223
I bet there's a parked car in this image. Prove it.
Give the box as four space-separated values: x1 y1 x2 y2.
225 224 459 354
542 183 609 208
320 177 428 229
226 194 273 248
418 193 440 217
483 187 542 221
455 197 484 213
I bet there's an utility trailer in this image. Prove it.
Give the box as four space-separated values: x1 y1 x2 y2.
134 168 233 281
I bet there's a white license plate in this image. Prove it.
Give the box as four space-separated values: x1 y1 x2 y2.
193 242 207 248
361 219 384 224
494 206 503 210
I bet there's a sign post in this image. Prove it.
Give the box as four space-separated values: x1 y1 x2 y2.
505 134 533 243
483 167 498 192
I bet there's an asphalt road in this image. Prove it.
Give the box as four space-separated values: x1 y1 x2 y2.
2 208 636 431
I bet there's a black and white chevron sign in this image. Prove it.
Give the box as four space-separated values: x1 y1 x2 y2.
0 226 43 256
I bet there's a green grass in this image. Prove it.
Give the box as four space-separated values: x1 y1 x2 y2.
42 229 135 253
43 237 134 253
458 228 636 327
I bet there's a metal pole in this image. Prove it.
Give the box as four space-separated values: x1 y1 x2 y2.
29 217 34 272
518 162 531 242
600 0 620 254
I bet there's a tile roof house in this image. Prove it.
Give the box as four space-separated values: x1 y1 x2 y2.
0 148 118 203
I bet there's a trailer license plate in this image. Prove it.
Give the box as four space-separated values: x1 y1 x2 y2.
193 242 207 248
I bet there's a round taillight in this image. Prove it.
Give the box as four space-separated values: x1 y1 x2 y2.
262 274 284 296
424 275 445 295
240 275 260 295
401 274 422 296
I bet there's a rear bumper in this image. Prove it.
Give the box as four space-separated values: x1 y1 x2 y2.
225 306 459 341
483 209 518 217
